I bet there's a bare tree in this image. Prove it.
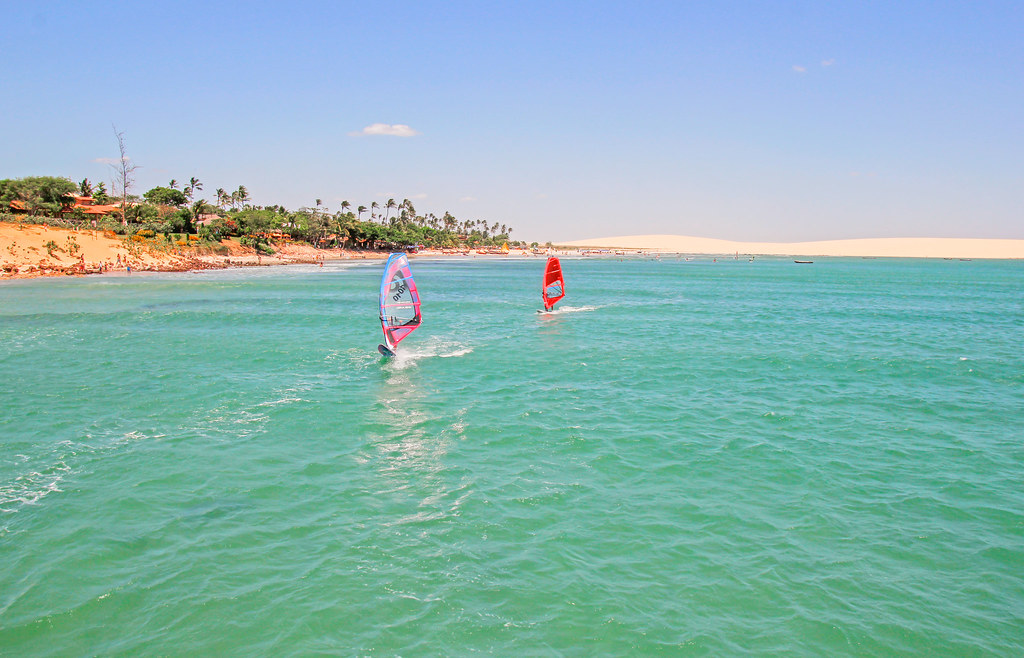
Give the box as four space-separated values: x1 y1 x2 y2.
110 125 139 226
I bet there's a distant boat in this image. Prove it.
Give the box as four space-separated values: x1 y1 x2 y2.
540 256 565 312
377 253 422 357
794 260 814 264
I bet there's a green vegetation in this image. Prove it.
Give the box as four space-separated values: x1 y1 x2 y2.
142 186 187 207
0 176 77 216
1 174 523 252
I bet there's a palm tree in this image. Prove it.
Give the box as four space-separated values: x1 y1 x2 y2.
184 177 202 201
371 201 380 222
168 179 178 189
235 185 249 209
79 178 93 196
216 188 227 209
384 198 396 223
189 199 206 232
340 200 351 216
333 216 352 248
357 205 367 220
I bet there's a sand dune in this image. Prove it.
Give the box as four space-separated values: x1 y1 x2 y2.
562 235 1024 259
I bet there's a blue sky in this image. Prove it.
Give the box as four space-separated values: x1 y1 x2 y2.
3 1 1021 242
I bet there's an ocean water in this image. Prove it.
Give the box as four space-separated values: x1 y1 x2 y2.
1 256 1022 655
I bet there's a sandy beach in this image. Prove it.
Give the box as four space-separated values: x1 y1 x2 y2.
6 221 1023 281
562 235 1024 259
0 222 390 279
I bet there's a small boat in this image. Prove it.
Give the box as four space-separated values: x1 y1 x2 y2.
540 256 565 312
377 253 422 357
794 260 814 264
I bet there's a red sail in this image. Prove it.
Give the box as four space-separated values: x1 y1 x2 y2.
541 257 565 311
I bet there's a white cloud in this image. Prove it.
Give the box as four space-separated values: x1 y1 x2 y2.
822 59 835 67
459 196 477 202
349 123 419 137
93 157 126 165
410 193 428 199
792 65 807 73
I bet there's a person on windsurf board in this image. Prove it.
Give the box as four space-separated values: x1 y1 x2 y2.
540 256 565 312
377 253 421 357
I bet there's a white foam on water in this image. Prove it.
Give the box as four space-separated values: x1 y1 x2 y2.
381 337 474 370
539 304 600 315
255 387 307 408
0 431 162 514
0 462 70 513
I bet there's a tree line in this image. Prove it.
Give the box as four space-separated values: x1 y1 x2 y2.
0 175 528 252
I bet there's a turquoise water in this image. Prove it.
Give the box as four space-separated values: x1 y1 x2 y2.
2 256 1022 655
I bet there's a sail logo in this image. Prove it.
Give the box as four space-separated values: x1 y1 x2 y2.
391 278 408 301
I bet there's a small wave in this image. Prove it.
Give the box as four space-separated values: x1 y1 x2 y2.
119 431 158 442
1 430 170 514
0 461 71 513
539 305 599 315
439 346 473 358
382 338 474 368
198 408 269 441
256 397 303 408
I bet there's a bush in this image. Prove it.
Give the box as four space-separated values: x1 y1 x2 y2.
97 216 127 234
164 209 190 234
205 216 238 240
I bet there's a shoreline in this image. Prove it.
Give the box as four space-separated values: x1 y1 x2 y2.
560 234 1024 260
0 222 393 280
5 222 1024 281
0 221 553 280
